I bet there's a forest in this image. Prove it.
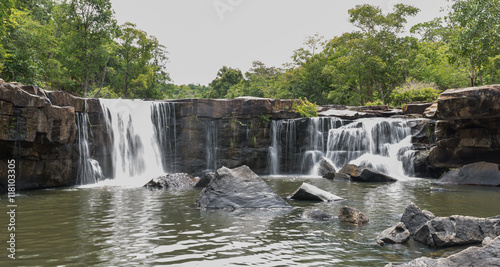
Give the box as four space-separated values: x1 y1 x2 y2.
0 0 499 106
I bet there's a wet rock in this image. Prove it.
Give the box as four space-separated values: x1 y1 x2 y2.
403 102 434 115
377 222 411 245
388 236 500 267
339 164 397 182
338 206 369 225
287 182 344 202
413 214 500 247
303 209 333 221
194 172 215 188
316 159 336 177
435 161 500 186
196 165 291 210
145 173 197 189
400 203 435 235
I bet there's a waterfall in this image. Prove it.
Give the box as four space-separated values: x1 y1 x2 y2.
205 121 219 171
268 119 298 175
326 118 414 178
301 117 343 175
152 102 177 172
99 99 167 186
76 112 104 185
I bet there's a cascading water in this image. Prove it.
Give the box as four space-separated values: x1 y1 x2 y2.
301 117 343 175
98 99 168 186
268 120 298 175
205 121 219 171
76 112 104 185
326 118 415 178
152 102 177 172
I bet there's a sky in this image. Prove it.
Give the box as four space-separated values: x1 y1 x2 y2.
109 0 450 86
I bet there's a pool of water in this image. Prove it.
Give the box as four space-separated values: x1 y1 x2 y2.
1 177 499 266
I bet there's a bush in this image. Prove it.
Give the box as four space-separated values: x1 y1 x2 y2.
292 97 318 117
390 79 440 107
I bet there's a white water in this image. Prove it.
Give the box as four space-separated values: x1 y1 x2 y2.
205 121 219 171
96 99 168 187
76 112 104 185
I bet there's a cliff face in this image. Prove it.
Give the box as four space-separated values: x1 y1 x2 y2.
427 85 500 169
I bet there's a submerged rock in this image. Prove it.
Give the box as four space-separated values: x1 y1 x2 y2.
303 209 333 221
377 222 411 245
145 173 197 189
339 164 397 182
388 236 500 267
196 165 291 210
435 161 500 186
338 206 369 225
288 182 344 202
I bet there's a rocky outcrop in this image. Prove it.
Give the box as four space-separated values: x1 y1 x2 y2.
338 164 398 182
388 236 500 267
377 222 411 245
426 85 500 171
400 203 436 235
403 102 434 115
144 173 197 189
196 165 291 210
287 182 344 202
303 209 333 221
435 161 500 186
338 206 369 225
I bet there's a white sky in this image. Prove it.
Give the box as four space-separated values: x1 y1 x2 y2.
109 0 449 86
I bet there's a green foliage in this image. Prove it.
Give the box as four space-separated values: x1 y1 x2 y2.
292 97 318 117
207 66 243 98
259 114 270 123
389 79 440 107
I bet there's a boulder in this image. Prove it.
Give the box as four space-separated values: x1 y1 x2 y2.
338 206 369 225
400 203 435 235
435 85 500 120
413 215 500 248
377 222 411 245
435 161 500 186
287 182 344 202
403 102 434 115
194 172 215 188
196 165 291 210
316 159 336 177
145 173 197 189
303 209 333 221
339 164 397 182
388 236 500 267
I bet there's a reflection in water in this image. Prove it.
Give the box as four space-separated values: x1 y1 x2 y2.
2 178 499 266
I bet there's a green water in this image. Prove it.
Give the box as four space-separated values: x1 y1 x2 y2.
1 177 499 266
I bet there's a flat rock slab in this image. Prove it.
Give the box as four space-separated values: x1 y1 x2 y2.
435 161 500 186
145 173 197 189
196 165 291 210
339 164 398 182
288 182 344 202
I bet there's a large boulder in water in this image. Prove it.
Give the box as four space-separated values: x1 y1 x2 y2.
196 165 291 210
288 182 344 202
316 159 336 177
339 164 397 182
338 206 369 225
435 161 500 186
400 203 435 235
303 209 333 221
194 172 215 188
388 236 500 267
145 173 197 189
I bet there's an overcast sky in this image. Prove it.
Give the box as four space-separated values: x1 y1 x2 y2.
109 0 449 86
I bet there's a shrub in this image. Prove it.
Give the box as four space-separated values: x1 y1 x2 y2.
293 97 318 117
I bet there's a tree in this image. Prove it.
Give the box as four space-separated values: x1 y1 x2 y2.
59 0 118 97
0 0 15 70
207 66 243 98
446 0 500 86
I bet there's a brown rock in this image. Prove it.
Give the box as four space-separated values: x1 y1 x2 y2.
338 206 369 225
436 85 500 120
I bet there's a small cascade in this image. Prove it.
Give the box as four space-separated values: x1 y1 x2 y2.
151 102 177 172
76 112 104 185
301 117 343 175
326 118 414 178
99 99 166 186
268 120 298 175
205 121 219 171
